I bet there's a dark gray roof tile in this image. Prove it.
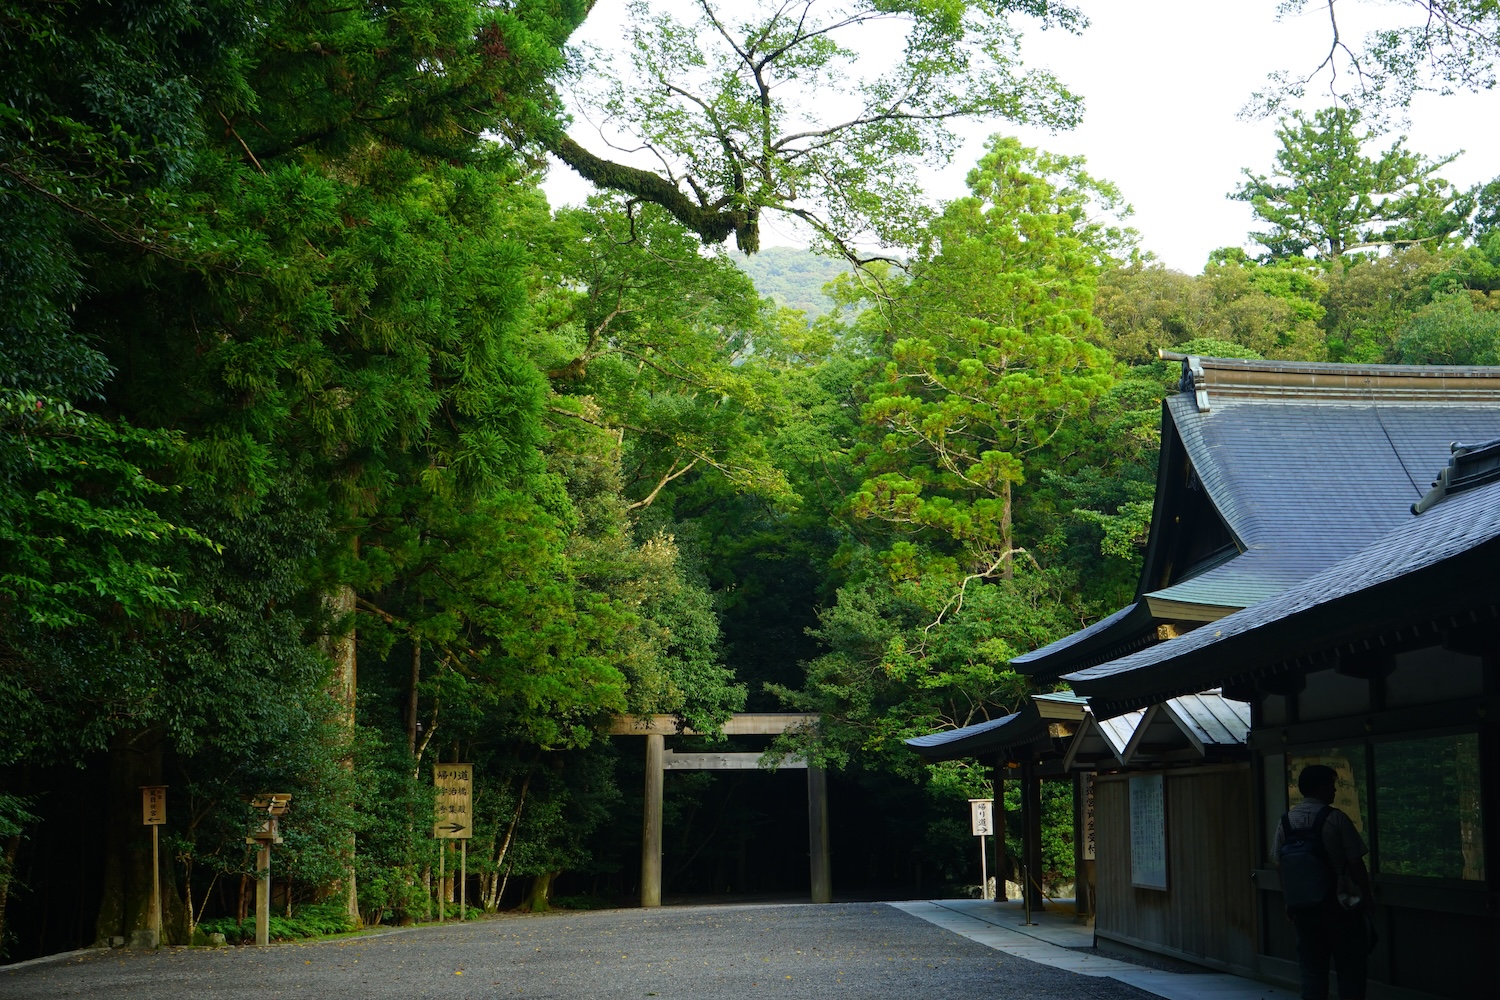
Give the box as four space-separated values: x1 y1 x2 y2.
1065 478 1500 711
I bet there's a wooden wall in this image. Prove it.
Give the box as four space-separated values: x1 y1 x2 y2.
1094 766 1257 974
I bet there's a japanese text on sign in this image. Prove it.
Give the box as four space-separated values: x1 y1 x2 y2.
433 763 473 839
1129 774 1167 890
1082 773 1096 861
141 786 167 826
969 798 995 836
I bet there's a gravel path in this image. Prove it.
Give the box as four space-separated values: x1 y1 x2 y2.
0 902 1156 999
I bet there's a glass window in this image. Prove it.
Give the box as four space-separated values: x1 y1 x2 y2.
1287 746 1369 837
1262 752 1287 860
1374 734 1486 881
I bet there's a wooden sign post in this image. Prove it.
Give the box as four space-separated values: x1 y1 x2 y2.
969 798 995 900
140 786 166 946
433 764 473 921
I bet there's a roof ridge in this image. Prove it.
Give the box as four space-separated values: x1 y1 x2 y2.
1169 354 1500 413
1162 352 1500 378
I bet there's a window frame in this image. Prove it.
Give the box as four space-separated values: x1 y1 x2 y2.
1276 722 1489 894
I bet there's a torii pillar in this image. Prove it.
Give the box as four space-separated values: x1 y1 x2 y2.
610 714 828 906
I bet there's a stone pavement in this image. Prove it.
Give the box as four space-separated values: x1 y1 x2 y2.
894 899 1299 1000
0 902 1160 1000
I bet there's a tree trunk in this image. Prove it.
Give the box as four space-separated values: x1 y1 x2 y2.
93 732 161 946
524 871 557 912
321 581 359 921
406 638 420 757
485 770 530 912
1001 479 1014 580
0 834 19 951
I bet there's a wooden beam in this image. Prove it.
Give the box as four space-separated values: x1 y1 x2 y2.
641 734 663 908
1021 758 1044 912
608 713 819 737
807 766 832 903
661 751 806 770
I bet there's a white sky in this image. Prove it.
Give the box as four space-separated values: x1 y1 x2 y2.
541 1 1500 274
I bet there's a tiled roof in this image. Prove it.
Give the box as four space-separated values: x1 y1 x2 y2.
903 703 1048 763
1009 601 1156 678
1146 391 1500 612
1061 710 1141 769
1096 711 1142 756
1065 477 1500 714
1011 357 1500 681
1162 692 1251 747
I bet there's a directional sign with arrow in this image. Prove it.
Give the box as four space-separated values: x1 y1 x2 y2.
433 764 473 840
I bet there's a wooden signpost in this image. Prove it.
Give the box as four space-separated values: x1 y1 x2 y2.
433 764 472 921
969 798 995 900
140 786 166 946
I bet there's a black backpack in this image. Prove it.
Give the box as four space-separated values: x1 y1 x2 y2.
1278 806 1337 912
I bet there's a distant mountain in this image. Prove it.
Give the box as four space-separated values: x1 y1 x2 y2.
734 246 851 317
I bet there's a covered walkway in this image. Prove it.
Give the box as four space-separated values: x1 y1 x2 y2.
895 898 1297 1000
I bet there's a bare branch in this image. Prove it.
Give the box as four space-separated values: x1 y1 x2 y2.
626 457 699 511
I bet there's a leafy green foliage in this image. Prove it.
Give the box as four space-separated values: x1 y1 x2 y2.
734 247 851 317
0 393 209 631
1251 1 1500 119
1095 257 1326 364
555 0 1086 254
1393 290 1500 365
1000 776 1074 890
1231 107 1464 260
11 0 1500 958
196 900 356 945
851 137 1123 576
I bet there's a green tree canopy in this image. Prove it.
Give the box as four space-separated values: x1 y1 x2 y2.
1231 107 1465 259
549 0 1086 256
852 136 1124 580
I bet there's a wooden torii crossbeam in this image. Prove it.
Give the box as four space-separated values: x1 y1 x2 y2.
607 713 827 906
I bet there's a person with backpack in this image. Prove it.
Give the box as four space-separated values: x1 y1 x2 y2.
1273 764 1373 1000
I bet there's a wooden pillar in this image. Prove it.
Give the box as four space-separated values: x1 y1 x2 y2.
254 844 270 946
993 759 1009 895
807 766 832 903
1072 771 1091 918
1021 758 1043 912
149 824 161 946
641 733 664 907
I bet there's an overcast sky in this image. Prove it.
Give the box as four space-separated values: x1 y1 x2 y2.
541 1 1500 274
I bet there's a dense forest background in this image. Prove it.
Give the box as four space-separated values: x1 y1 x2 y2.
5 0 1500 962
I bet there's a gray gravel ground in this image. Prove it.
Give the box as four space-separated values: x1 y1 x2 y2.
0 902 1157 1000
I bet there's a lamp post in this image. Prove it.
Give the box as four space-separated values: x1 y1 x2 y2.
247 794 292 947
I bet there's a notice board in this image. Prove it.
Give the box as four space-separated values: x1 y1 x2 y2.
1129 773 1167 890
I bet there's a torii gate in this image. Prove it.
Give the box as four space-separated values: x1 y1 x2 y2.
608 713 829 906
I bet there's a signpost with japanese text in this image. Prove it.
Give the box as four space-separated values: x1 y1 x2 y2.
969 798 995 900
140 786 166 946
433 764 473 921
433 764 473 838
